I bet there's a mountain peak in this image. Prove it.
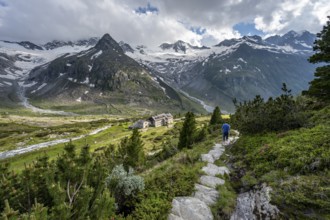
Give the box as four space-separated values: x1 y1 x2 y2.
95 33 123 52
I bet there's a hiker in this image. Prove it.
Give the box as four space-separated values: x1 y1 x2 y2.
222 123 230 143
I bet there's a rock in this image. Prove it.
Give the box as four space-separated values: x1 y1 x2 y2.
201 153 215 163
169 197 213 220
194 184 219 205
208 149 224 160
200 175 225 188
212 143 224 150
230 184 279 220
202 163 230 176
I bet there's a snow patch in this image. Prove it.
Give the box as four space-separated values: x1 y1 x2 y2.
88 65 93 72
22 81 37 87
0 73 16 80
225 68 231 74
31 83 47 94
238 58 247 64
81 77 89 84
91 50 103 59
3 81 12 86
233 65 241 70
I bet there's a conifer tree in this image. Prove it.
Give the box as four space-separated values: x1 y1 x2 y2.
0 200 19 220
178 112 197 149
209 106 223 126
119 129 145 170
303 16 330 102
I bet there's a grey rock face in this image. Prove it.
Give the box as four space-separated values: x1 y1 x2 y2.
230 184 279 220
199 175 225 188
169 197 213 220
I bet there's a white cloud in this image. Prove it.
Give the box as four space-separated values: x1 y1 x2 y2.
0 0 329 47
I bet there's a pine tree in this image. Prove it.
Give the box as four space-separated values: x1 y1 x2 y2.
303 16 330 102
0 200 19 220
120 129 145 170
209 106 223 126
178 112 197 149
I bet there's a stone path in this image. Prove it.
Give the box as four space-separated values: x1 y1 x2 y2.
168 136 239 220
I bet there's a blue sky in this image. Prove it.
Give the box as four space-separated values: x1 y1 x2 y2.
135 3 158 14
0 0 329 46
233 23 265 36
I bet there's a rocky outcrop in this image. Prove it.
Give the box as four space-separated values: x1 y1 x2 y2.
230 183 280 220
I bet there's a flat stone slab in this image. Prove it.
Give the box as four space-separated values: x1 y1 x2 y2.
201 144 225 163
213 143 224 150
201 153 215 163
202 163 230 176
194 184 219 206
169 197 213 220
208 149 224 160
200 175 225 188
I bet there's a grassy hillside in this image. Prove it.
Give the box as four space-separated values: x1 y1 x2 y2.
217 105 330 219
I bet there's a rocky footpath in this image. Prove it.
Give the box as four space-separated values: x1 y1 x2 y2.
168 138 238 220
168 135 280 220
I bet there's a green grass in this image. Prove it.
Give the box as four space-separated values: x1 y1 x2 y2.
0 119 112 152
0 119 183 172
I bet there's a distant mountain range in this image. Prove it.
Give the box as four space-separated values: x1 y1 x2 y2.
123 30 317 111
0 30 317 113
0 34 204 114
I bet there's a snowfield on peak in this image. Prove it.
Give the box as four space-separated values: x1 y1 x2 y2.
0 40 94 81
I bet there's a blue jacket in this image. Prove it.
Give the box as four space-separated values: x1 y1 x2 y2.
222 123 230 133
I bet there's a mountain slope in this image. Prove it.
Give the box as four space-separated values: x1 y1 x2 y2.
24 34 204 114
124 31 317 112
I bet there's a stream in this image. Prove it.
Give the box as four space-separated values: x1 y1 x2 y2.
180 90 214 113
17 85 77 116
0 125 111 160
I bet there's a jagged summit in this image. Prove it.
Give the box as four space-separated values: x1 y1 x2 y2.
95 33 123 52
43 37 99 50
159 40 208 53
1 40 43 50
265 30 315 50
119 41 135 53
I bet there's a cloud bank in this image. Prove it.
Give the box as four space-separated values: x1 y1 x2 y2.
0 0 329 46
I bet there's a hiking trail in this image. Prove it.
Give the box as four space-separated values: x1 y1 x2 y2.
168 136 239 220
